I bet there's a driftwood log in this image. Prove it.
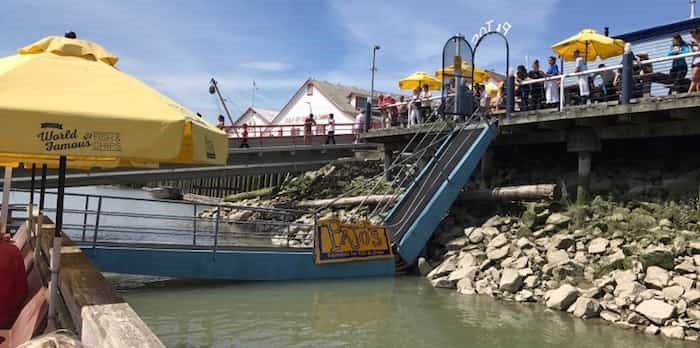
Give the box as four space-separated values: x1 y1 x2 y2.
294 184 559 208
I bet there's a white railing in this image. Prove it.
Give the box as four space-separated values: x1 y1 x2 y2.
518 50 700 110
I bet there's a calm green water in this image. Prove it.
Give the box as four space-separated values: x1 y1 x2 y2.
120 277 693 348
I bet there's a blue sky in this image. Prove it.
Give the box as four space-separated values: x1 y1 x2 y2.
1 0 693 124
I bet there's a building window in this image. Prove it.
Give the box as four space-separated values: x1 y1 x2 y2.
355 96 367 110
306 84 313 96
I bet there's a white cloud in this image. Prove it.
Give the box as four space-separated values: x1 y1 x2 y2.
240 61 291 72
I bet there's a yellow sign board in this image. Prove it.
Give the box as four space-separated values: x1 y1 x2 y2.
314 219 394 264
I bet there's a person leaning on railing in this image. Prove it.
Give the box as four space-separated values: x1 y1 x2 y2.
528 59 546 110
668 33 690 94
544 56 560 107
689 28 700 93
515 65 530 111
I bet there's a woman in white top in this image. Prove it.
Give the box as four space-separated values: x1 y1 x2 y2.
420 84 432 121
689 28 700 93
408 87 421 127
573 49 590 104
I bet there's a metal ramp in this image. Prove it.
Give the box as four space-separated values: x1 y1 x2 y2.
383 120 496 264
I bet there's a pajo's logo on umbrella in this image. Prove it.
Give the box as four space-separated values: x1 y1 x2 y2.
36 123 122 152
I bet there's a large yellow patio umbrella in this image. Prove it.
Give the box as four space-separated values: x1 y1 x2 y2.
551 29 625 62
398 71 442 90
435 64 489 84
0 35 228 322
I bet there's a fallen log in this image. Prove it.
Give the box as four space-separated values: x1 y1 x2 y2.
294 184 559 208
460 184 560 201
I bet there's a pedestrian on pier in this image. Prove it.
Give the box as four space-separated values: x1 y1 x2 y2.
408 87 421 127
574 49 590 104
304 113 316 145
216 114 225 130
240 123 250 148
545 56 560 106
325 113 336 145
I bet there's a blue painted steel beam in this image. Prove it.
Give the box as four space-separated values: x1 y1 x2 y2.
83 247 395 281
397 124 496 263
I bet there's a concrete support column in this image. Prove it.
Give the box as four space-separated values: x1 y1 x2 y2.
577 151 591 206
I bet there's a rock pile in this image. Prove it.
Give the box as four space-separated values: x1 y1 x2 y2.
422 196 700 341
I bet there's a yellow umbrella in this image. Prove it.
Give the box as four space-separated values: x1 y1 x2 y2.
551 29 625 62
0 36 228 322
435 64 489 84
398 71 442 90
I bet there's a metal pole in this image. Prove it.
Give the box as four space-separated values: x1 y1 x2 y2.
192 203 197 246
28 164 36 237
39 164 47 212
621 43 634 105
48 155 66 325
210 78 235 125
92 196 102 250
454 35 463 116
1 166 12 235
81 196 90 241
366 45 380 133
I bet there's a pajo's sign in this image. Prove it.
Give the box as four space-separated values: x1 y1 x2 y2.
36 123 121 152
314 219 393 264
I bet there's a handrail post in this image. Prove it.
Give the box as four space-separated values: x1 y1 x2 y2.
192 203 197 246
559 75 565 110
92 196 102 250
213 205 220 259
81 195 90 242
621 43 634 105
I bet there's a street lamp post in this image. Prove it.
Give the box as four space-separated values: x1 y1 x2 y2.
365 44 380 133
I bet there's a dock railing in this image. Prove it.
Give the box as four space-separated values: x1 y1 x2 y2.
10 189 317 252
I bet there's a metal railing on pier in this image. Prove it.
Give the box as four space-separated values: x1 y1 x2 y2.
10 189 318 252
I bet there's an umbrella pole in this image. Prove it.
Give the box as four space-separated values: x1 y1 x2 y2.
48 156 66 326
28 164 35 237
39 164 47 212
1 166 12 235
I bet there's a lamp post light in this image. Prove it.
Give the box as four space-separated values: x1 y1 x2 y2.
365 44 381 133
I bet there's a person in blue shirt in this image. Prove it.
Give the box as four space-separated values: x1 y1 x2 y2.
668 33 690 93
545 56 560 106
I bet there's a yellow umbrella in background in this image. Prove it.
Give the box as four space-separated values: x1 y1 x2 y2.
551 29 625 62
398 71 442 90
435 64 490 84
0 35 228 322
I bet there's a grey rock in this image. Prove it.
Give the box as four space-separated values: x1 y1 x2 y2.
502 256 529 270
457 278 476 295
475 278 493 295
687 308 700 321
644 325 660 335
672 276 694 291
602 249 626 270
417 257 434 276
481 227 500 238
547 249 570 266
684 289 700 305
635 299 676 325
545 284 579 311
499 268 524 293
574 251 588 264
588 237 609 254
600 310 621 323
487 245 510 261
644 266 670 289
467 228 484 244
430 276 454 288
690 241 700 254
660 326 685 340
487 234 509 249
446 237 469 250
448 266 479 283
641 245 675 270
549 234 575 250
524 275 539 289
457 252 478 269
614 281 646 299
613 270 636 285
482 215 506 228
516 237 535 249
515 289 534 302
572 297 601 319
426 255 457 279
675 259 697 274
546 213 571 226
663 286 685 301
626 312 649 325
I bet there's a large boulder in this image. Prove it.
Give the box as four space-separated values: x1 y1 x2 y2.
614 281 646 299
588 238 609 254
448 266 478 284
547 249 570 266
487 234 509 249
487 245 510 261
467 228 484 244
683 289 700 305
660 326 685 340
546 213 571 226
426 255 457 279
446 237 469 250
601 249 626 270
635 299 676 325
545 284 579 311
572 297 601 319
674 259 696 274
499 268 524 293
641 245 674 270
644 266 670 289
600 310 621 323
417 257 434 276
457 277 476 295
662 286 685 302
